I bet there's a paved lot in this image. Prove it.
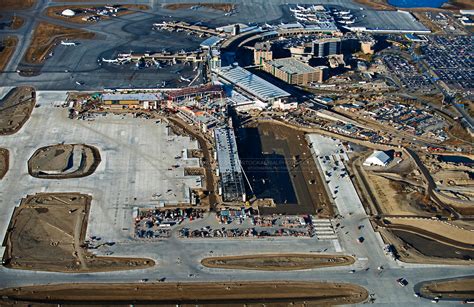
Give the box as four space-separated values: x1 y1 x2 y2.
307 134 390 266
0 90 201 243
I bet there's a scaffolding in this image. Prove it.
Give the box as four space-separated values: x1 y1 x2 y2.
214 127 245 202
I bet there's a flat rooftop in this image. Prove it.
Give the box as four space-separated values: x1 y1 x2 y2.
267 58 319 75
214 127 245 201
215 127 242 176
200 36 223 49
102 92 163 101
218 66 290 102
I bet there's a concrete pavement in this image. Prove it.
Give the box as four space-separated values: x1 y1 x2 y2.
0 95 473 305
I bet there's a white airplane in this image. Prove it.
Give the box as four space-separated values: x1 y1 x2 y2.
101 58 118 63
75 81 84 86
153 22 168 27
297 4 310 11
61 40 78 46
179 76 191 82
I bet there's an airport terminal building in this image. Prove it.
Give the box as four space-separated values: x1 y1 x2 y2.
218 65 290 104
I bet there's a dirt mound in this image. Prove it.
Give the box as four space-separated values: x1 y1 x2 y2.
0 281 369 305
28 144 101 179
420 276 474 301
0 148 8 179
0 36 18 71
0 87 35 135
2 193 154 272
201 254 355 270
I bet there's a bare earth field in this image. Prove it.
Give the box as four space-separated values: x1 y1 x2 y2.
379 228 474 264
44 4 150 24
0 0 36 10
7 16 24 30
384 218 474 245
164 3 236 12
2 193 154 272
355 0 474 10
201 254 355 271
366 173 433 216
354 0 394 10
356 155 438 217
0 36 18 72
0 148 8 179
248 121 333 217
0 282 369 305
0 87 35 135
24 22 95 64
28 143 101 179
420 276 474 301
443 0 474 10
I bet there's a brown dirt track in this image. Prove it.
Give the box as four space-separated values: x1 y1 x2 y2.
28 143 101 179
0 36 18 72
0 148 8 179
384 218 474 245
201 254 355 271
378 227 474 264
2 193 154 272
169 116 217 208
0 87 35 135
420 276 474 301
0 282 369 305
24 22 94 64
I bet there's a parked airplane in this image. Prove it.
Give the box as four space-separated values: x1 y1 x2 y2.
61 40 78 46
179 76 191 82
101 58 119 63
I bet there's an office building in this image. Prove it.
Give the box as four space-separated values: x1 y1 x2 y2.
262 57 327 85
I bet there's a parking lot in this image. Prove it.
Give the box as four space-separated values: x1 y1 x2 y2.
422 36 474 93
383 54 433 92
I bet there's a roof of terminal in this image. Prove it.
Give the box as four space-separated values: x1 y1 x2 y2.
218 66 290 101
102 93 163 101
200 36 223 48
267 58 318 75
214 127 242 175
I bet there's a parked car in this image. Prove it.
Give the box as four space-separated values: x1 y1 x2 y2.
397 278 408 287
